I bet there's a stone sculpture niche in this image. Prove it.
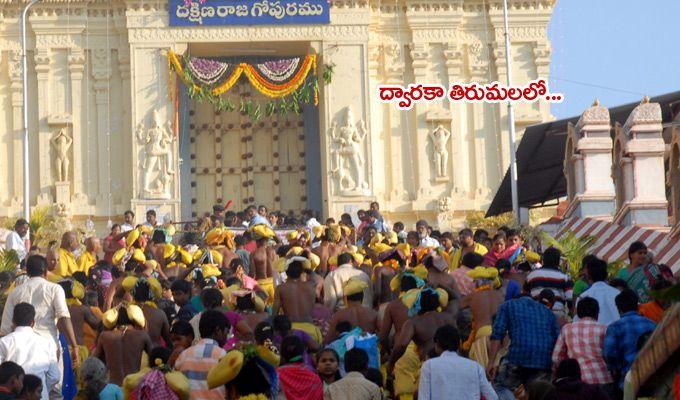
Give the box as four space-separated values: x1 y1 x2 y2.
137 110 176 199
330 106 369 196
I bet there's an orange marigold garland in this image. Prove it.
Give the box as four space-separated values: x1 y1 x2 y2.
212 65 245 96
242 55 316 97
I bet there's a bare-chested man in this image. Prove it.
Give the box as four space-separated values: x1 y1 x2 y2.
206 227 238 269
146 230 167 268
234 291 270 332
58 280 101 348
217 246 238 270
162 244 191 280
379 274 419 356
93 304 152 385
130 278 170 348
249 232 276 304
296 249 325 301
459 267 504 369
325 279 377 344
373 248 407 309
272 257 322 344
313 225 345 276
423 251 460 316
389 288 456 399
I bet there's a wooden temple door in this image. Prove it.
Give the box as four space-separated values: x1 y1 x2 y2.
189 81 307 218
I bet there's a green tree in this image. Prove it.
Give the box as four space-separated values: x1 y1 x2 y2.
0 249 19 274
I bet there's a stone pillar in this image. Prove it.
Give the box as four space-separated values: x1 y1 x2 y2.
34 48 53 205
116 15 133 212
410 42 429 198
612 98 668 227
367 43 386 202
443 43 469 202
92 48 112 209
467 42 491 201
8 50 24 207
118 47 133 209
562 100 615 219
68 49 87 205
383 43 409 203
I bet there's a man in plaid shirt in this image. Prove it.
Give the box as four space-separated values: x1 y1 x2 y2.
175 309 229 399
487 294 560 391
604 289 656 391
552 297 613 387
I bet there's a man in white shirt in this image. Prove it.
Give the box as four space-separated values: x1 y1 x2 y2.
416 220 440 248
418 325 497 400
576 258 620 325
0 255 80 366
4 219 29 263
0 303 60 400
120 210 136 232
324 253 373 312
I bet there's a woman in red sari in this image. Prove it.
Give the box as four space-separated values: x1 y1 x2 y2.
277 335 323 400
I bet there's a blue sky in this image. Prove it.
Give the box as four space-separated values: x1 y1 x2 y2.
548 0 680 119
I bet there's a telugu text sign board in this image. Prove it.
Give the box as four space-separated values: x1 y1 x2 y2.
170 0 331 26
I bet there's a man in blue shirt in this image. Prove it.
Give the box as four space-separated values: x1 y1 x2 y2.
246 205 271 227
367 210 388 233
603 289 656 391
487 294 560 392
170 280 197 323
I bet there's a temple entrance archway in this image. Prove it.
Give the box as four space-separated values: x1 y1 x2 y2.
178 42 322 219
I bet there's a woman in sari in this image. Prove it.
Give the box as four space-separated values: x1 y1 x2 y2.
617 241 648 281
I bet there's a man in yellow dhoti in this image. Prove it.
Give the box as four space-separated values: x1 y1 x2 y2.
248 224 277 305
273 256 324 344
388 287 455 400
460 266 503 369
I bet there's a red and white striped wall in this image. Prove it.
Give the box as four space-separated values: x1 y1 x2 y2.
555 217 680 273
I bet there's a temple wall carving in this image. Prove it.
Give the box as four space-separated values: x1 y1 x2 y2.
0 0 555 227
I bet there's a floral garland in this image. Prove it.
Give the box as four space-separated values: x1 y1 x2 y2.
257 58 300 82
167 50 332 121
187 57 230 85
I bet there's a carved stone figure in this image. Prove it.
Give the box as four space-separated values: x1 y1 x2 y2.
438 196 452 213
51 129 72 182
330 106 368 194
137 110 175 199
429 125 450 178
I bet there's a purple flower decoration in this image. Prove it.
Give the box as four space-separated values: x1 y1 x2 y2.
257 57 301 82
187 57 229 85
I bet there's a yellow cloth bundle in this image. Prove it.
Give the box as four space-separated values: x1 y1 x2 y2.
343 278 368 297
